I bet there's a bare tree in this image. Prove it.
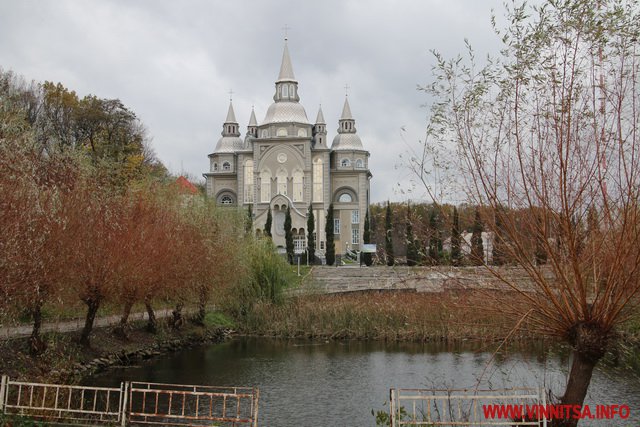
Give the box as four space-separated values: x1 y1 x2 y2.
422 1 640 425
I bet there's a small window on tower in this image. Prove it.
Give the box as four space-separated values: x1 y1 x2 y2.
338 193 352 203
223 162 231 171
282 85 289 97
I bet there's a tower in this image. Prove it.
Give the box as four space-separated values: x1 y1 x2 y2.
204 39 372 261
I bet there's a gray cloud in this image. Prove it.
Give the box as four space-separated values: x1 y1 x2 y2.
0 0 505 202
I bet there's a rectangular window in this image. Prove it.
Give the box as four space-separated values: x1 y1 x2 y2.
352 228 360 244
293 181 303 201
334 218 340 234
261 182 270 202
294 236 305 254
244 185 254 203
351 210 360 224
320 241 325 250
277 181 287 196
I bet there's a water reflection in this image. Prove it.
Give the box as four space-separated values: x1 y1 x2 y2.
86 338 640 427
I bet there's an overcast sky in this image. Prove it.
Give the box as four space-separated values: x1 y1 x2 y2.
0 0 506 203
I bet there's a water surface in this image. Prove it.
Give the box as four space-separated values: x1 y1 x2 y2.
87 338 640 426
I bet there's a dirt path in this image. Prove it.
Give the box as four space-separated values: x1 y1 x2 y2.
0 308 190 340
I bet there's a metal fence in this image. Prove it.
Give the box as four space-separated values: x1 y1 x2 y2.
0 376 259 426
0 375 125 425
128 381 259 426
389 388 547 427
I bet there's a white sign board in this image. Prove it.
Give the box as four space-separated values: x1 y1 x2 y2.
361 244 377 253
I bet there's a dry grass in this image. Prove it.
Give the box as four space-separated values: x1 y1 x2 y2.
239 289 543 342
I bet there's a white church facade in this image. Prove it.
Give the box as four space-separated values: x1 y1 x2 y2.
203 40 372 259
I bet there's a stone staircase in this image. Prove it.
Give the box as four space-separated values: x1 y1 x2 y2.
301 265 536 295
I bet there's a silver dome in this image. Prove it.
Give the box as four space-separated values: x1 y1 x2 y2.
261 102 310 125
214 136 243 153
331 133 364 151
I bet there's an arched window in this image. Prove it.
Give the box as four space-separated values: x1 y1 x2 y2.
244 160 254 203
313 158 323 202
282 84 289 97
341 158 351 167
221 195 233 205
262 129 269 138
290 84 295 97
277 127 288 137
292 170 304 202
297 128 307 137
213 162 218 171
276 169 288 196
223 161 231 171
338 193 353 203
356 159 364 168
261 170 272 202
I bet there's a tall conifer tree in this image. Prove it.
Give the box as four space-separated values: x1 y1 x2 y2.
325 204 335 265
264 207 273 238
470 207 484 265
406 204 418 266
385 201 394 266
363 209 373 266
284 205 294 264
306 204 315 264
451 206 462 266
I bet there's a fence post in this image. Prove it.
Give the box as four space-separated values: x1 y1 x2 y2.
540 386 547 427
389 388 396 427
253 388 260 427
0 375 7 412
121 381 129 427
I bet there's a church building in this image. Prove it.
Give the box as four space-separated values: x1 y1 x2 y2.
204 39 372 260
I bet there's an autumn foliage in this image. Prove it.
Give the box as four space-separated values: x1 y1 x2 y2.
1 69 245 350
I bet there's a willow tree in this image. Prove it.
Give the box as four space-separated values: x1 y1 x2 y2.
423 1 640 424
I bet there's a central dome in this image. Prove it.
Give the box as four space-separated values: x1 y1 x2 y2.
261 101 310 125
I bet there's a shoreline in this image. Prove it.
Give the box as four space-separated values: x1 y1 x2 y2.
1 290 638 385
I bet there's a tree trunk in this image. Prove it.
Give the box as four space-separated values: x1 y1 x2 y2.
113 300 134 338
80 299 100 346
556 323 608 427
171 301 184 329
195 286 206 325
145 301 157 333
29 302 46 355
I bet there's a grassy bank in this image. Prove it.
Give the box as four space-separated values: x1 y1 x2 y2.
0 314 230 383
236 289 543 342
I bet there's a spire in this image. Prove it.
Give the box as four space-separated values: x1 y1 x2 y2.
340 97 353 120
277 40 296 83
225 101 237 124
315 105 326 124
337 96 356 135
222 101 240 137
246 106 258 140
248 107 257 126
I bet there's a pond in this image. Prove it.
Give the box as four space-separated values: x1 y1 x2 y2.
86 337 640 426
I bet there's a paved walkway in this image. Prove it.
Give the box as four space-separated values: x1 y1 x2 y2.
0 308 187 340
